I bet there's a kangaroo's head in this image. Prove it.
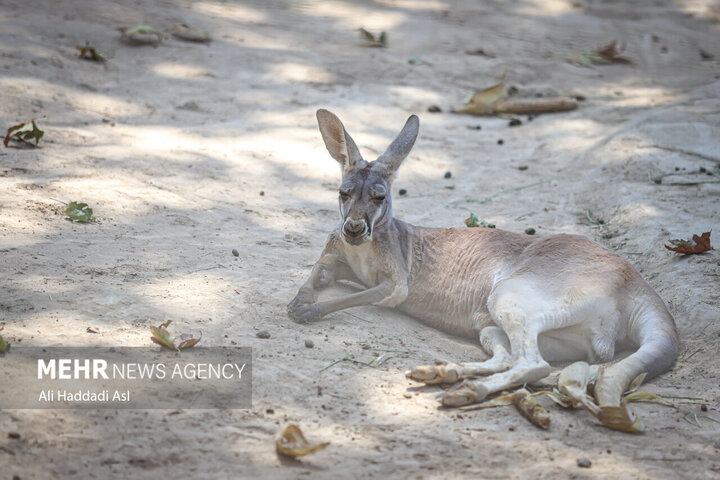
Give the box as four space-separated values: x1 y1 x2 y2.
316 109 419 246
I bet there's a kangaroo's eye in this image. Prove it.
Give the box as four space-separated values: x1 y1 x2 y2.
372 195 385 202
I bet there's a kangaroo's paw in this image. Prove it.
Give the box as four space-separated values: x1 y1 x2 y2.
437 379 490 407
287 296 321 324
405 361 461 384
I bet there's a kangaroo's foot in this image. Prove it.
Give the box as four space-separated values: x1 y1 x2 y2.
406 358 512 385
437 379 490 407
287 291 321 324
438 361 552 407
405 361 461 384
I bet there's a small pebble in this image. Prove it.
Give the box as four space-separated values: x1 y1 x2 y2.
259 191 265 196
699 166 706 173
497 139 504 145
256 330 270 339
266 408 274 414
398 189 407 196
403 393 412 399
527 115 535 122
518 165 528 171
525 227 536 235
508 118 522 127
427 105 441 113
444 171 452 179
232 249 239 257
305 339 314 348
466 125 482 131
701 404 708 412
8 432 21 439
577 458 592 468
573 94 586 102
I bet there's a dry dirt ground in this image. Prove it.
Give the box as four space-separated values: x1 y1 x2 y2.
1 0 720 478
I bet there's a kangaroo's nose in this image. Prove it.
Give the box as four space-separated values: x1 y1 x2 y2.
344 219 367 237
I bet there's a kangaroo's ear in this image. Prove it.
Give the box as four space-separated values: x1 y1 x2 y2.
375 114 419 173
316 109 364 176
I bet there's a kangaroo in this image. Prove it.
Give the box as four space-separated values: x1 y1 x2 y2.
288 109 678 409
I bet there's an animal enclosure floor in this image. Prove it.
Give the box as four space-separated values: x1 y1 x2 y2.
1 0 719 478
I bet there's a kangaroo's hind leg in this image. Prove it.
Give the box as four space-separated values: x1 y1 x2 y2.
406 325 512 384
439 288 553 406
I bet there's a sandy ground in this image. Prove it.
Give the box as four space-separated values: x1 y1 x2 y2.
1 0 719 478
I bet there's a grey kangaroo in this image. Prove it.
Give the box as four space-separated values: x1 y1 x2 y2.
288 109 678 409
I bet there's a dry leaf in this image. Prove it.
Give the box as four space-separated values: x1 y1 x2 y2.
569 41 631 66
458 392 517 411
595 41 631 63
76 45 105 61
593 405 645 433
626 372 647 394
454 76 507 115
665 231 712 254
151 320 201 350
556 362 600 413
150 320 175 349
624 391 674 407
275 424 329 458
86 326 100 334
513 389 551 429
173 332 202 350
454 76 577 115
4 120 44 147
357 28 387 48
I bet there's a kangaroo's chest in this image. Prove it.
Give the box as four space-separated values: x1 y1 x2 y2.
342 242 380 287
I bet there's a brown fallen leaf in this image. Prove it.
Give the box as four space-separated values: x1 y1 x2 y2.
454 75 507 115
665 231 712 254
458 392 517 411
173 332 202 350
151 320 201 350
568 40 631 66
4 119 44 147
592 405 645 433
76 45 106 61
275 424 329 458
454 76 578 115
86 326 100 334
595 41 631 63
513 389 551 429
357 27 387 48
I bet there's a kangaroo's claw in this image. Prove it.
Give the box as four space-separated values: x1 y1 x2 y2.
287 296 321 324
405 362 461 384
437 380 489 407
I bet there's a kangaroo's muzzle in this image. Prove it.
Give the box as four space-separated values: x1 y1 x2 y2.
343 218 369 244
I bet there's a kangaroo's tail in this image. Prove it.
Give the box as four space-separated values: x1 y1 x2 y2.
594 297 678 407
